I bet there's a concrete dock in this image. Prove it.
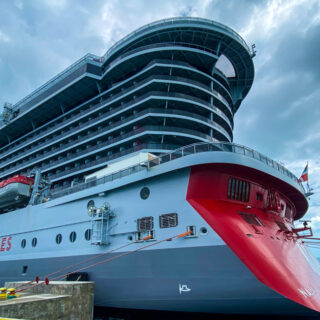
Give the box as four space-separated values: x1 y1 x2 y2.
0 281 94 320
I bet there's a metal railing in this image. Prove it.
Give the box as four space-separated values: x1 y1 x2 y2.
50 142 305 199
0 103 229 173
3 18 246 129
0 71 232 161
107 42 219 72
104 17 251 61
0 123 216 180
9 54 101 114
49 143 178 187
0 87 232 171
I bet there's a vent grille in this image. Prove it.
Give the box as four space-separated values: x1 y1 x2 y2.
228 178 250 202
159 213 178 228
239 212 264 226
137 216 154 231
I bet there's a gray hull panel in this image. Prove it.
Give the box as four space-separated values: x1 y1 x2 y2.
0 245 316 315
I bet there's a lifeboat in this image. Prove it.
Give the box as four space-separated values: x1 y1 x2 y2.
0 175 34 210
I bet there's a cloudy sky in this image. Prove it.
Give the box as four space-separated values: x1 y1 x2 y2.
0 1 319 237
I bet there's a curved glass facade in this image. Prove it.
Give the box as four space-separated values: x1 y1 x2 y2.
0 18 254 189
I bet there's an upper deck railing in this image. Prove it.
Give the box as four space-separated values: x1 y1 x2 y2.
5 17 247 122
50 142 305 199
3 54 101 117
103 17 251 61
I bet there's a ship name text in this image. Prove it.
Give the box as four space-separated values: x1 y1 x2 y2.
0 236 12 252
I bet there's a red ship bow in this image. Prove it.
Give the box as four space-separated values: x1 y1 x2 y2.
187 164 320 312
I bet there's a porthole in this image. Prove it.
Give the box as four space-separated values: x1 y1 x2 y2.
84 229 92 241
32 237 37 247
140 187 150 200
200 227 208 235
56 234 62 244
128 235 133 242
69 231 77 243
21 239 26 248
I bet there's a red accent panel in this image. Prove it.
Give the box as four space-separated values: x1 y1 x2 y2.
6 236 12 251
187 164 320 312
0 238 6 252
0 175 34 189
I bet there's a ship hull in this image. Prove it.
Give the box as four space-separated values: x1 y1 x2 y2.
0 245 315 315
187 163 320 312
0 151 319 315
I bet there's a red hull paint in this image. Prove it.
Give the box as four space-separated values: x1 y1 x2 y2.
187 164 320 312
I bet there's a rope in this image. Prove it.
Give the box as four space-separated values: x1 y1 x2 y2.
16 231 191 293
14 240 136 291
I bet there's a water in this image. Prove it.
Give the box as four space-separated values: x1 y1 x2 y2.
94 307 320 320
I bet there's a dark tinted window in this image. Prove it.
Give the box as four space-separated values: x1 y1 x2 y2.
85 229 92 241
69 231 77 243
32 237 37 247
256 193 263 201
21 239 26 248
56 234 62 244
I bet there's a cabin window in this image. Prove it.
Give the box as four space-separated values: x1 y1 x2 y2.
228 178 250 202
69 231 77 243
21 239 26 248
256 193 263 201
85 229 92 241
159 213 178 228
31 237 37 248
56 234 62 244
137 216 154 231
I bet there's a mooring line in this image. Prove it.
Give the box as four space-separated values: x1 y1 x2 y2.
16 231 191 293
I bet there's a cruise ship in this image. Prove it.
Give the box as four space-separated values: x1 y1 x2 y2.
0 17 319 316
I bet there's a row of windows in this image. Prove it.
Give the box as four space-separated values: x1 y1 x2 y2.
137 213 178 231
1 120 142 176
2 106 223 180
1 63 232 161
20 229 92 248
1 78 230 171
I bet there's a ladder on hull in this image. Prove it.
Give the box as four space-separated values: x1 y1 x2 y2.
90 203 114 245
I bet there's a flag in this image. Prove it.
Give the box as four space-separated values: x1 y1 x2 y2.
298 163 308 182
